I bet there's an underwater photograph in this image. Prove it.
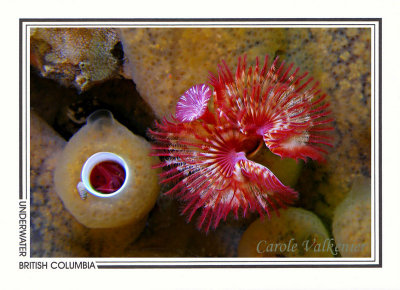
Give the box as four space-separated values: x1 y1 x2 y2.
26 22 375 262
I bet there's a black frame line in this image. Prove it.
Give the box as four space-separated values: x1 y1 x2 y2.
20 18 381 22
20 18 382 269
378 18 383 270
96 264 378 269
19 19 23 200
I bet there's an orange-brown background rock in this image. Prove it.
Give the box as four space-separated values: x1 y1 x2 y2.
118 28 286 119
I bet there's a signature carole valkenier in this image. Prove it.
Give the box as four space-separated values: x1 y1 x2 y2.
256 238 368 256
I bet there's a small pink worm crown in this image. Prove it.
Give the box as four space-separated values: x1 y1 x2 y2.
149 55 334 233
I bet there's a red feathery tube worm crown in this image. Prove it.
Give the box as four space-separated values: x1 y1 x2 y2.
149 55 333 233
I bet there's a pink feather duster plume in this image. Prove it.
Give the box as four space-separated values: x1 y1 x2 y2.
149 55 334 233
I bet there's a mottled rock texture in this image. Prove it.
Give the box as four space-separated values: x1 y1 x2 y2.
31 28 123 91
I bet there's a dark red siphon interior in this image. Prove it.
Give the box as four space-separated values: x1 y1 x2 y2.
89 161 126 194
